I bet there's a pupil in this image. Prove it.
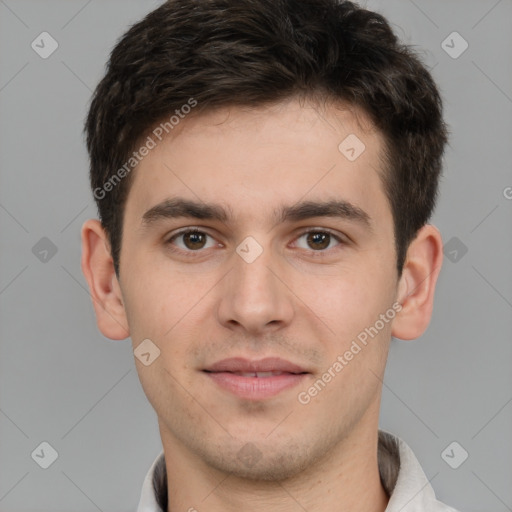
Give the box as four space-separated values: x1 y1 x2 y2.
308 232 329 250
185 232 205 249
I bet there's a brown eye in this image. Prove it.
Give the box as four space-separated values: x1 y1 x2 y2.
167 229 216 252
306 232 331 250
294 230 344 252
182 231 207 250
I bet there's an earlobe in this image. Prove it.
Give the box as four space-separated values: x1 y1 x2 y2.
80 219 130 340
391 224 443 341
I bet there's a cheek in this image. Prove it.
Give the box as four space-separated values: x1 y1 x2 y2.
122 270 204 407
295 265 394 411
295 256 395 343
122 263 214 359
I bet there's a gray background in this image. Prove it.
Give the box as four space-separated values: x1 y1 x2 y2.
0 0 511 511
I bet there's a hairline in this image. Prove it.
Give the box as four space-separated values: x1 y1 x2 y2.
111 93 401 279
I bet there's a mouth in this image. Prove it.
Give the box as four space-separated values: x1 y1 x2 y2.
217 371 296 378
202 357 310 400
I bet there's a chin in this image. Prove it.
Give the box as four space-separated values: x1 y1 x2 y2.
199 437 319 482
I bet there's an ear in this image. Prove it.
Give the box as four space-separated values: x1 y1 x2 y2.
80 219 130 340
391 224 443 340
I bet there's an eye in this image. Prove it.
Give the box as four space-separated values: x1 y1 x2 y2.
166 228 217 252
293 229 345 252
165 227 347 257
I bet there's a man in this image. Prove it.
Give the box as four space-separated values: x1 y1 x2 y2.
80 0 460 510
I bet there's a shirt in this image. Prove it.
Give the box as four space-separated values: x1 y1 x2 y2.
137 429 461 512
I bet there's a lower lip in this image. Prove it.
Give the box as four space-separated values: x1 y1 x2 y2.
204 371 308 400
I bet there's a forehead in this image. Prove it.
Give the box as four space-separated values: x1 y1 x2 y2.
124 97 392 232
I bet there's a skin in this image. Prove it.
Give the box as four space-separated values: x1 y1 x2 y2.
81 95 443 512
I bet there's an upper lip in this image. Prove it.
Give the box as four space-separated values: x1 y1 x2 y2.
204 357 309 374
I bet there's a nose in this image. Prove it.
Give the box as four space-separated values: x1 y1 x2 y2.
216 239 295 336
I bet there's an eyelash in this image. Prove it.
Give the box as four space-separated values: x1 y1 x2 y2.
165 227 348 258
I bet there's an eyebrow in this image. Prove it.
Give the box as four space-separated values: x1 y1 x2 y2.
141 197 373 232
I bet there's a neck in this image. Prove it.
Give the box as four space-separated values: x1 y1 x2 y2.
160 422 389 512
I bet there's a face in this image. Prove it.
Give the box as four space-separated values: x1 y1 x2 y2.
117 97 401 479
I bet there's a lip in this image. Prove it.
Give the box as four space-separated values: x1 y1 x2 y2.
203 357 310 400
205 357 308 374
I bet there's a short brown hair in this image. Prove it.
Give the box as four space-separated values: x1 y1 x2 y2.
84 0 449 277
